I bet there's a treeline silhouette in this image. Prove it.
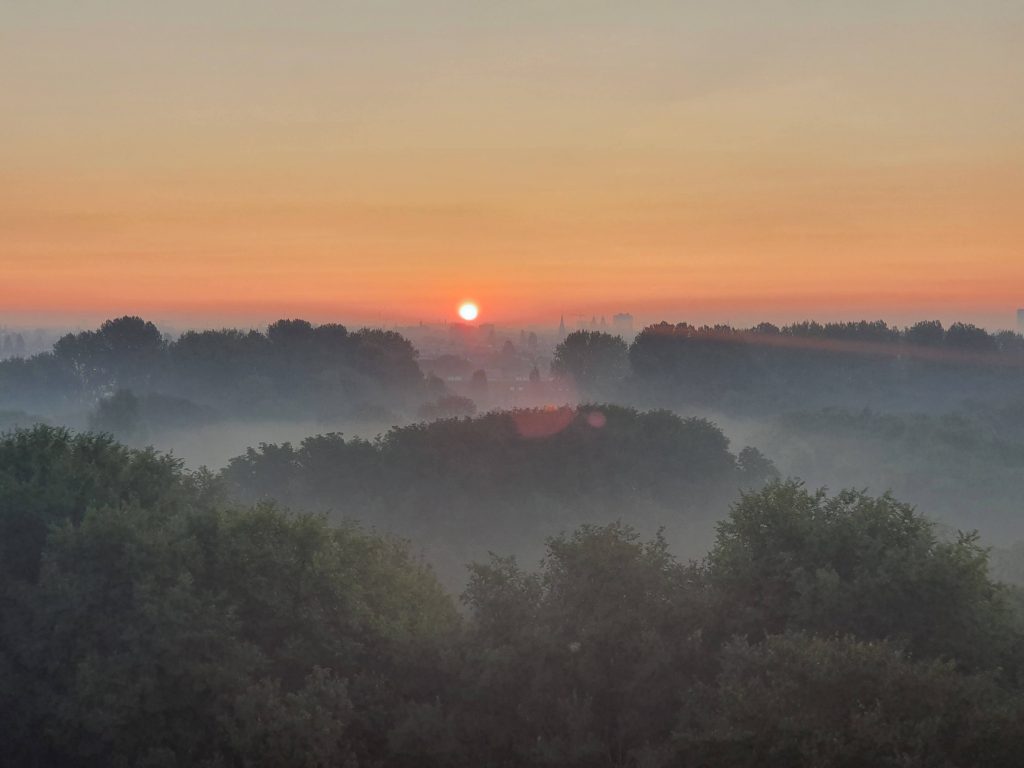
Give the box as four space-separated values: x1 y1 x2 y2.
0 316 425 422
222 406 776 584
3 426 1024 767
556 320 1024 411
4 315 1022 432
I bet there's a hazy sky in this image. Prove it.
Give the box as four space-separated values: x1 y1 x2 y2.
3 1 1022 329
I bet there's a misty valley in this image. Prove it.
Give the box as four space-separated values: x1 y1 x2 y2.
6 0 1023 762
3 316 1024 766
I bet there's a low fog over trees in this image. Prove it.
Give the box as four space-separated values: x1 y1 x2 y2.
3 427 1024 767
5 315 1024 764
754 404 1024 541
548 319 1024 411
0 316 426 423
4 315 1022 441
222 406 776 583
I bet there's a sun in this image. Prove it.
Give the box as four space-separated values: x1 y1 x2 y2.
458 302 479 321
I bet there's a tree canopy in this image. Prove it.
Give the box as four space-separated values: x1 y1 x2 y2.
3 428 1024 766
0 426 457 768
0 316 427 421
222 405 776 584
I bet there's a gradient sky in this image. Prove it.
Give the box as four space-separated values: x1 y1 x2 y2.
3 1 1022 329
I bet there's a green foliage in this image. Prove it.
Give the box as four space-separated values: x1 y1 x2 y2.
222 406 773 585
458 523 707 767
0 427 457 767
0 425 194 583
679 633 1024 767
4 428 1024 766
707 481 1017 672
454 500 1024 766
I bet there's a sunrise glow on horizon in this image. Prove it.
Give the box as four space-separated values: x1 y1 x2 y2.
3 2 1023 330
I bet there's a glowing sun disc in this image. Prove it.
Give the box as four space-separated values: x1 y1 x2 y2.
458 302 479 321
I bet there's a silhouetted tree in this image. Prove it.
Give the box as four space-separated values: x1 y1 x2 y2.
551 330 629 395
905 319 945 346
946 321 997 352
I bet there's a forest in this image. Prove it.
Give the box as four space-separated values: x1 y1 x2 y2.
221 406 774 584
0 316 425 424
8 0 1020 761
3 316 1024 765
3 426 1024 767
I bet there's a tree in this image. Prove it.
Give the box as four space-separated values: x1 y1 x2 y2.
347 328 423 392
0 427 458 767
628 323 756 406
0 424 191 584
551 331 628 395
679 633 1024 768
267 318 315 346
736 446 778 487
905 319 945 347
458 523 706 766
53 316 164 393
222 405 757 579
946 321 997 352
706 481 1018 672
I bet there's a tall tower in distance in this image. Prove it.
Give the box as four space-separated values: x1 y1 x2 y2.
1018 308 1024 332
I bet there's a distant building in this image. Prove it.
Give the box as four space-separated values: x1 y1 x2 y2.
558 315 567 341
612 313 634 338
1018 308 1024 332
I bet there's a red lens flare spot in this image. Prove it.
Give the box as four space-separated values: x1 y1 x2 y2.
514 406 575 439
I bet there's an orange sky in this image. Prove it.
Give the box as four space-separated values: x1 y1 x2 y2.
2 2 1023 330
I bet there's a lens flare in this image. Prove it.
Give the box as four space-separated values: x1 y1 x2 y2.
458 302 479 321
